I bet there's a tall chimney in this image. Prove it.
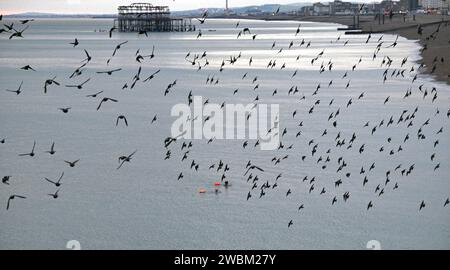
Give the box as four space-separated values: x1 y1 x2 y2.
226 0 229 11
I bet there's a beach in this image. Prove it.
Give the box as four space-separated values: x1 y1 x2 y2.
216 14 450 85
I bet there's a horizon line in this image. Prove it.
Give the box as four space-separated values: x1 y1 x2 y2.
1 0 377 16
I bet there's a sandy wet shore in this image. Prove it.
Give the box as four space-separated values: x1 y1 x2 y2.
214 14 450 85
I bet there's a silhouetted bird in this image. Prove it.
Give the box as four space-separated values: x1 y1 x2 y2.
19 141 36 157
44 172 64 187
6 195 26 210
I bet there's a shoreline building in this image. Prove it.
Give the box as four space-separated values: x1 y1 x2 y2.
419 0 447 9
313 2 331 15
329 0 360 15
408 0 419 10
299 0 449 15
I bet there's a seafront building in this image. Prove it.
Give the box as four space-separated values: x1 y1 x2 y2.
408 0 420 10
329 0 360 15
419 0 447 9
313 2 331 15
298 0 448 16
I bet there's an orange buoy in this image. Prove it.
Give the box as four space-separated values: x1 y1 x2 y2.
199 188 207 193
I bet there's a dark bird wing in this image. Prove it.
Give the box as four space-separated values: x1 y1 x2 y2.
143 69 161 82
80 78 91 86
57 172 64 182
128 150 137 159
253 165 265 172
97 100 105 111
82 49 91 62
44 178 57 185
86 91 103 97
6 197 11 210
112 46 119 56
9 32 18 39
117 160 126 170
97 70 108 74
109 27 116 38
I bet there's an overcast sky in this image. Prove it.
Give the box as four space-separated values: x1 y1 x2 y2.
0 0 366 14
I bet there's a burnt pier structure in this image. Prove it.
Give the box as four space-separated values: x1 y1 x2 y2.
116 3 194 32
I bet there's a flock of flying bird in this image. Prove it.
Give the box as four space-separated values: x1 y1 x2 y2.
0 13 449 229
